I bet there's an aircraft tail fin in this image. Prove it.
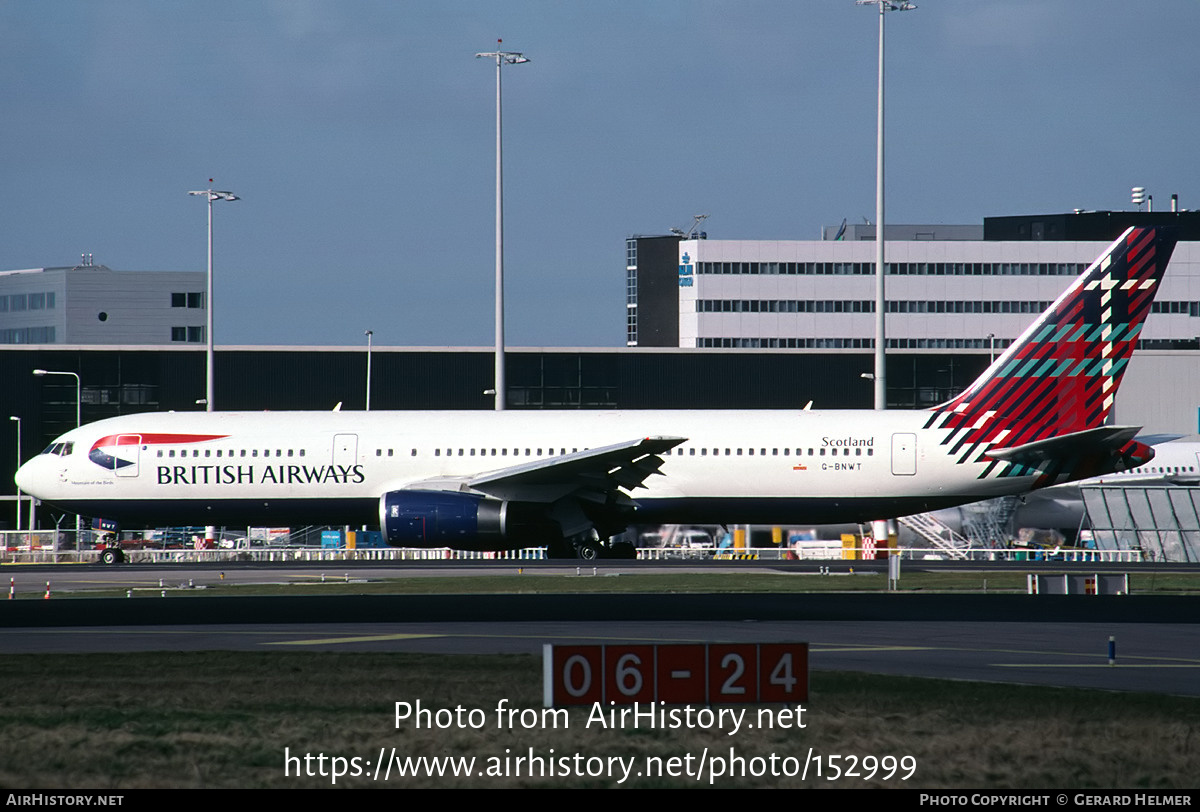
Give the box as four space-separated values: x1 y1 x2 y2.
926 226 1176 481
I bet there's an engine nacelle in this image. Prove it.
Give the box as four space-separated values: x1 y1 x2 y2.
379 490 555 551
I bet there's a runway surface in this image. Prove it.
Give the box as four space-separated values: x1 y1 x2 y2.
3 562 1198 698
3 620 1198 697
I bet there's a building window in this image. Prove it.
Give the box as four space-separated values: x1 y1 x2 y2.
172 326 205 343
172 292 205 308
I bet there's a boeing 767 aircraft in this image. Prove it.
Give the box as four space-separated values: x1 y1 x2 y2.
15 227 1177 560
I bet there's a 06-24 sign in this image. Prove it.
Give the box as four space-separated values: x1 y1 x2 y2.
543 643 807 707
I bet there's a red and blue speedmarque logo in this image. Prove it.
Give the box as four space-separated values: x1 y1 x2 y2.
88 433 228 470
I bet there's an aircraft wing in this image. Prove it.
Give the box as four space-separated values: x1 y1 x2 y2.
398 436 686 537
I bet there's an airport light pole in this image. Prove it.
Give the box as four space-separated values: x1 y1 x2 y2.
857 0 915 411
9 416 19 532
188 183 239 412
32 369 80 429
364 330 373 411
476 42 529 412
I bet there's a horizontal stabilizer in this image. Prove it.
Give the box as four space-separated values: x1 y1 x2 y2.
985 425 1141 465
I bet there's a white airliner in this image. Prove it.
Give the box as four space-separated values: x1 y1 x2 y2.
14 227 1177 559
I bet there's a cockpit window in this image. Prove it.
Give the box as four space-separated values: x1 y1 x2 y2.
39 442 73 457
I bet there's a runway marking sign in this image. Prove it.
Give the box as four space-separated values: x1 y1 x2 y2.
543 642 808 707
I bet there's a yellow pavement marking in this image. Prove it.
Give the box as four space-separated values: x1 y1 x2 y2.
811 645 934 652
814 641 1200 666
269 634 442 646
994 663 1200 668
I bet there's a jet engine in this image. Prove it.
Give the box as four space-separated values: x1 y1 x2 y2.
379 490 555 551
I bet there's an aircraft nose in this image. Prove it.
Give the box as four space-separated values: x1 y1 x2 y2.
14 457 42 496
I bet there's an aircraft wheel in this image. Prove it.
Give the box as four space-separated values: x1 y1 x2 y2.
576 541 601 561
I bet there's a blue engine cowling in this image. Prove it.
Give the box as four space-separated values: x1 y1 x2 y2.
379 491 555 551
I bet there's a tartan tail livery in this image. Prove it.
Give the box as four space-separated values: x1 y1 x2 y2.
926 226 1177 488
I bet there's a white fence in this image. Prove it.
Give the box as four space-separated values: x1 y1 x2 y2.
0 530 1145 565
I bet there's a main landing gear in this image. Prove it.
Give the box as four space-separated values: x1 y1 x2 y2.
547 532 637 561
98 546 126 565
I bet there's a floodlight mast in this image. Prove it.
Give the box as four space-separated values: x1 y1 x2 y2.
187 184 240 412
856 0 915 411
475 43 529 411
9 416 20 532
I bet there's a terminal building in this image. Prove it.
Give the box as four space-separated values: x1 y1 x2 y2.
626 210 1200 429
627 210 1200 352
0 255 207 346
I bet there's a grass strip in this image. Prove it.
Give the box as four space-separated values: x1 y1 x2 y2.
0 651 1196 789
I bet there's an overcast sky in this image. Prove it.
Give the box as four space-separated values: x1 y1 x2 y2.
2 1 1197 348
